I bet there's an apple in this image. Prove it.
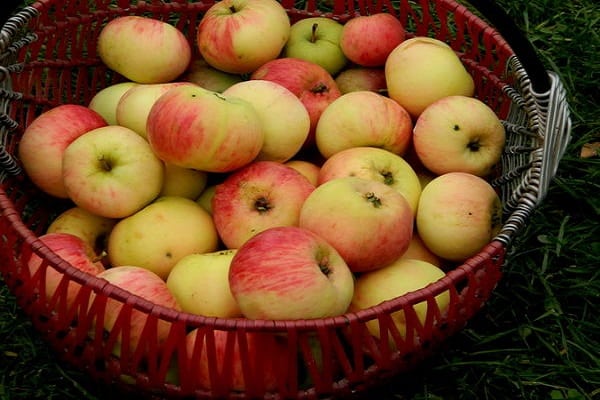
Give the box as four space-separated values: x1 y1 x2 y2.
196 184 217 215
88 81 137 125
229 226 355 319
107 196 219 280
115 81 194 139
251 57 342 148
46 206 117 259
222 80 311 162
416 172 503 262
385 36 475 117
335 67 387 94
196 0 291 74
284 159 321 186
26 233 105 307
17 104 107 198
400 232 444 268
62 125 164 219
283 17 347 76
185 329 286 392
146 84 264 173
159 162 208 200
349 258 450 343
91 265 181 357
212 161 315 249
97 15 192 83
412 95 506 177
317 146 421 215
315 90 413 159
183 58 243 92
299 177 414 272
166 249 242 318
339 13 405 67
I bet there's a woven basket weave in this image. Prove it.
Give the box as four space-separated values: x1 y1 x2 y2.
0 0 571 398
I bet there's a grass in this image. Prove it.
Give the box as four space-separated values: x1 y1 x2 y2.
1 0 599 399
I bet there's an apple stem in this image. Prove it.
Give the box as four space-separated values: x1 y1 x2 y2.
311 83 329 94
254 197 272 213
365 192 382 208
229 5 237 13
380 170 394 186
92 250 107 263
467 139 481 152
310 23 318 43
319 258 331 276
98 156 112 172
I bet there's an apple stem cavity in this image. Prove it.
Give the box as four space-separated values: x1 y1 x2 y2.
380 170 394 185
365 192 382 208
311 83 329 94
229 5 237 13
254 196 272 213
467 139 481 152
311 23 319 43
98 155 113 172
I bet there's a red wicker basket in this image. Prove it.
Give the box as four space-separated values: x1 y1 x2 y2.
0 0 571 398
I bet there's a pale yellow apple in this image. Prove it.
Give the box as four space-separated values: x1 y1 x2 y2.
400 232 444 268
166 249 242 318
107 196 219 280
284 160 320 186
159 162 208 200
88 81 137 125
46 206 117 258
416 172 503 262
222 80 310 162
385 37 475 117
196 184 216 215
115 82 194 139
349 258 449 345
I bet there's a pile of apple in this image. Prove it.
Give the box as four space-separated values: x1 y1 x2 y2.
17 0 507 389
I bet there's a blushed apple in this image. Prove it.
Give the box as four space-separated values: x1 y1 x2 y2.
229 226 355 319
17 104 107 198
196 0 291 74
416 172 503 262
91 265 181 357
88 81 137 125
299 177 414 272
62 125 164 219
284 159 321 186
385 36 475 117
349 258 450 343
159 162 208 200
315 90 413 158
222 80 311 162
166 249 242 318
413 95 506 177
46 206 117 259
251 57 342 149
212 161 315 249
317 146 421 215
284 17 347 76
335 67 387 94
107 196 219 280
183 58 243 92
146 84 264 173
97 15 191 83
339 13 405 67
26 233 105 307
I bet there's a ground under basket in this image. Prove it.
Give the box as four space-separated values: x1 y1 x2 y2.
0 0 571 398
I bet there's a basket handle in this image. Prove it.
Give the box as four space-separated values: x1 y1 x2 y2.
465 0 551 93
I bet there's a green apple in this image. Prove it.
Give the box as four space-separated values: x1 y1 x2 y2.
317 146 422 215
62 125 164 219
183 58 244 92
283 17 347 76
349 258 450 345
159 162 208 200
196 184 217 215
222 80 311 162
416 172 503 262
413 95 506 177
107 196 219 280
166 249 242 317
385 36 475 117
88 81 137 125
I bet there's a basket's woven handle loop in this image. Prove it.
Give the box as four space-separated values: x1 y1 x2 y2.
465 0 550 93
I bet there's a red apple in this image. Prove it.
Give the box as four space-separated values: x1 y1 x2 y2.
196 0 291 74
17 104 107 198
212 161 315 249
26 233 105 307
229 226 355 320
339 13 406 67
334 67 387 94
146 84 264 173
299 177 414 272
251 57 342 149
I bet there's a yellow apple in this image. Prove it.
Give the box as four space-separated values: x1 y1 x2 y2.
87 81 137 125
196 184 217 215
159 162 208 200
284 159 320 186
400 232 444 268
